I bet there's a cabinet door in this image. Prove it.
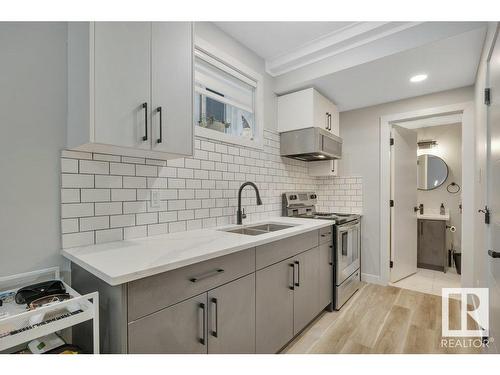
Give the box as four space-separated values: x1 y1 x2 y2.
417 219 445 271
151 22 193 156
313 90 332 132
256 259 294 353
128 293 207 354
94 22 151 149
207 274 256 354
329 103 340 135
319 242 333 310
293 246 321 335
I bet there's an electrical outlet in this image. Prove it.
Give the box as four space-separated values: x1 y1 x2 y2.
151 190 160 208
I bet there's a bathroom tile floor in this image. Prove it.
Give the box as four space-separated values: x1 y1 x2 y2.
389 267 461 296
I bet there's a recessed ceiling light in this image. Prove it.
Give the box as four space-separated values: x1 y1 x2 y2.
410 74 428 83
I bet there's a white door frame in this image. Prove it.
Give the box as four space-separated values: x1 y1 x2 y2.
380 102 475 286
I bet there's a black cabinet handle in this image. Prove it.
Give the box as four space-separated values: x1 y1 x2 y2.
326 112 330 129
210 297 218 338
199 302 206 345
141 102 148 141
329 245 334 265
289 263 295 290
156 106 163 144
328 113 332 131
488 250 500 258
190 269 224 283
294 260 300 287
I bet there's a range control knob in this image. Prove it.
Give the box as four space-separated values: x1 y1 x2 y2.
289 195 297 200
310 194 317 199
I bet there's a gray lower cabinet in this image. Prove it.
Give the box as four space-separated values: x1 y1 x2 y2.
417 219 446 271
318 242 333 310
255 258 294 353
293 246 320 335
128 274 256 354
207 274 255 353
128 293 208 354
72 229 329 354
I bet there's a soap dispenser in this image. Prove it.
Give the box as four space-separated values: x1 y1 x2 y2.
440 203 445 215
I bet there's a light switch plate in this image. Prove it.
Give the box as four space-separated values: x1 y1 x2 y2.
151 190 160 208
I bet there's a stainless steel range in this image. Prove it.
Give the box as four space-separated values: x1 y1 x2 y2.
282 191 361 310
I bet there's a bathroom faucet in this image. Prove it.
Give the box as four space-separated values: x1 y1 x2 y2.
237 182 262 225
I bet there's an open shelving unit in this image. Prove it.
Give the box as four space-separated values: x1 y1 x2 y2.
0 267 99 354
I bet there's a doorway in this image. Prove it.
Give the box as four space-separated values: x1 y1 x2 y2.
379 102 475 289
389 118 463 295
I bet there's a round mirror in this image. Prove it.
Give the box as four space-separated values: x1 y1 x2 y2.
417 154 448 190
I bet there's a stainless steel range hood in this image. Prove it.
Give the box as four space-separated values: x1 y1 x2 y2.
280 127 342 161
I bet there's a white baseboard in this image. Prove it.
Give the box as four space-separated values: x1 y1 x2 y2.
361 272 387 286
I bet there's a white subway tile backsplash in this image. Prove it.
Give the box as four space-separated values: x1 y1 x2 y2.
136 212 158 225
95 175 122 188
62 231 94 248
62 174 94 188
61 131 362 248
61 218 79 234
111 189 136 202
147 223 168 236
123 201 148 214
159 211 177 223
110 163 135 176
123 176 147 189
80 216 109 231
61 158 79 173
136 164 157 177
79 160 109 175
95 202 122 216
61 189 80 203
61 203 94 218
110 214 135 228
81 189 110 202
124 225 147 240
96 228 123 244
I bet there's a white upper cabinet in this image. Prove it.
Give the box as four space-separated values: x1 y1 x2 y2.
277 88 339 136
67 22 193 160
94 22 151 150
152 23 193 155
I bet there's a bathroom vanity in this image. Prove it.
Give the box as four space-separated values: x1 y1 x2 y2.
417 217 447 272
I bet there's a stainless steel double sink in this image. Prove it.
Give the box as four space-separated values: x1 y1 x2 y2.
219 223 297 236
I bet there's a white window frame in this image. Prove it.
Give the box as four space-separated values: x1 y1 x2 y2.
194 38 264 149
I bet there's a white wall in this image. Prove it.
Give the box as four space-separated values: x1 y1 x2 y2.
0 23 67 277
339 86 474 279
473 22 498 287
416 124 462 254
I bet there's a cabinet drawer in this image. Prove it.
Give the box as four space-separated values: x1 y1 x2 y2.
255 231 319 270
319 226 333 244
128 248 255 321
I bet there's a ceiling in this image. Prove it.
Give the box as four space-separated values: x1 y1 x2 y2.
214 22 356 61
310 27 486 111
213 22 487 111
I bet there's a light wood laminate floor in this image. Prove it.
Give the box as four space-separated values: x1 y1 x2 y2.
283 283 481 354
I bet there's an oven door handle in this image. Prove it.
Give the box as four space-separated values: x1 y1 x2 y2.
338 220 360 231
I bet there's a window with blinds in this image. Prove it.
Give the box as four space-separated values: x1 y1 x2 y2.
194 49 257 142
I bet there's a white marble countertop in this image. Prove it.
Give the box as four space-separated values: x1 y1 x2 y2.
61 217 333 286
